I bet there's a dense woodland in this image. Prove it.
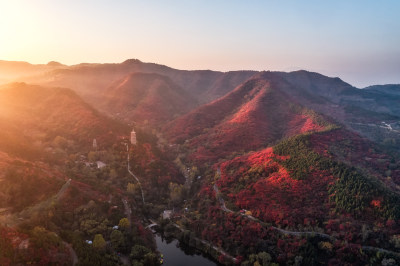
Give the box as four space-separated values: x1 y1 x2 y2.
1 61 400 265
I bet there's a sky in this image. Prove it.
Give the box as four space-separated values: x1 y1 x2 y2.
0 0 399 87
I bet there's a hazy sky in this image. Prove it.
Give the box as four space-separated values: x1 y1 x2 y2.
0 0 399 87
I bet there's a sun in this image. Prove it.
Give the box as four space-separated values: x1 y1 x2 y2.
0 1 44 63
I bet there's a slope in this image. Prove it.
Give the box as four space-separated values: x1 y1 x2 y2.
0 82 128 160
164 72 329 163
275 71 400 151
102 72 197 126
186 128 400 265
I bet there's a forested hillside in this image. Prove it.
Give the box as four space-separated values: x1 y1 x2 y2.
1 60 400 265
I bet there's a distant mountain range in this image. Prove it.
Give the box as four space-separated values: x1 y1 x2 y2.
1 59 398 146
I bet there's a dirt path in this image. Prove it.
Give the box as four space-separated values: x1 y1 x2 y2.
55 178 71 200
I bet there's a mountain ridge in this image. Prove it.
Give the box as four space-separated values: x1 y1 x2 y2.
1 59 400 265
164 75 330 163
102 72 197 126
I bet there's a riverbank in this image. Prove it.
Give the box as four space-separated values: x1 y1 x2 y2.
155 233 218 266
153 219 235 265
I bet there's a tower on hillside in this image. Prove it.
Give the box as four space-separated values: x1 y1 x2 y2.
93 138 97 150
130 129 137 145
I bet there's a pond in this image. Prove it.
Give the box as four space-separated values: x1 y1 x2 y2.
155 234 218 266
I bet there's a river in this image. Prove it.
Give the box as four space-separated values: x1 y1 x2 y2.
155 234 218 266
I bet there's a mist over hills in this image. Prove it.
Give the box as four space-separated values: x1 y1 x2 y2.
1 59 400 265
0 82 127 157
7 59 254 108
2 59 399 146
102 72 197 126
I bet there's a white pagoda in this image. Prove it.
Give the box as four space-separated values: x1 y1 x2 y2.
130 129 137 145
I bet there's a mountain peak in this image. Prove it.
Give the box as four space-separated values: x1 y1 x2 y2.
121 58 143 65
47 61 64 67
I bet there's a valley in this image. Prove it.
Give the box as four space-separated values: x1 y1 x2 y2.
1 60 400 265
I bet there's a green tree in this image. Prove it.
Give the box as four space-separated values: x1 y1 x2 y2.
88 151 98 162
30 226 61 250
257 252 272 266
93 234 106 250
130 244 151 260
110 168 118 179
118 218 130 230
110 230 125 251
131 261 144 266
169 182 185 205
127 183 138 194
143 252 158 266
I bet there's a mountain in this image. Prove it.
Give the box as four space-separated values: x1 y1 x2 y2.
0 82 150 265
193 127 400 265
0 82 128 160
276 70 355 101
365 84 400 96
268 71 400 151
165 68 400 158
161 69 400 264
164 72 331 163
1 59 400 265
0 151 65 213
0 81 130 216
102 72 197 126
356 84 400 115
5 59 255 114
214 127 400 226
0 60 65 85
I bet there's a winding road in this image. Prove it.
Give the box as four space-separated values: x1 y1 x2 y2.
213 169 400 257
214 168 332 239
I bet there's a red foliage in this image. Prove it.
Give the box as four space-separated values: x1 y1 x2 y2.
218 254 226 263
0 161 66 212
104 73 195 126
199 185 215 198
201 207 268 248
165 77 327 164
217 147 336 226
131 142 184 189
0 226 70 265
0 83 126 153
370 199 382 208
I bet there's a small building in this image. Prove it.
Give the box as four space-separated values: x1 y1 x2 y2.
162 210 173 220
130 129 137 145
96 161 107 169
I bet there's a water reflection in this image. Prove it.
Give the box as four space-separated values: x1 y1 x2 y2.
155 234 218 266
